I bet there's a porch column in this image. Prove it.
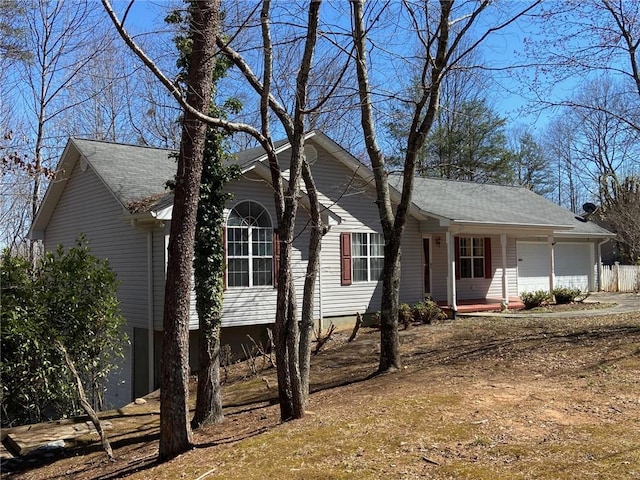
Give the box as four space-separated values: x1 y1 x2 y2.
547 235 555 293
446 231 457 313
500 234 508 310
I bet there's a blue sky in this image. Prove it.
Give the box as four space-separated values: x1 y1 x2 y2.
116 0 551 133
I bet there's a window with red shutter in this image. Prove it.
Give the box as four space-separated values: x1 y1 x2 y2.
456 236 492 279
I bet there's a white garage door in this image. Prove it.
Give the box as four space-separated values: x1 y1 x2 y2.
554 243 592 291
517 242 549 294
517 242 592 295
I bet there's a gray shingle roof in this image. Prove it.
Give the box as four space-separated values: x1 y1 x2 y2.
71 138 177 207
233 138 289 166
69 137 611 237
391 175 611 236
71 137 287 210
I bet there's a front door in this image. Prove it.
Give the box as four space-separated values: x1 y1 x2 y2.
423 237 431 297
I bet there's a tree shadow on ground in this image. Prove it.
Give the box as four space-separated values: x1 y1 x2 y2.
5 316 639 479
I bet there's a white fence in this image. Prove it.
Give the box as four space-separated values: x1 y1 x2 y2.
601 263 640 292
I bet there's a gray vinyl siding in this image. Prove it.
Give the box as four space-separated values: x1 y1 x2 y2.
155 173 319 330
398 215 424 305
44 161 149 330
430 234 449 302
310 146 384 316
215 174 317 328
152 227 168 331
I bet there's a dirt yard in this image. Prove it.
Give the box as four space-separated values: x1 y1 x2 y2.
3 311 640 479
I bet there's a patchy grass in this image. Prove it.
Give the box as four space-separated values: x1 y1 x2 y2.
4 312 640 480
519 301 616 314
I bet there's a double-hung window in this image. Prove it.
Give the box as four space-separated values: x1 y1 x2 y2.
459 237 485 279
226 201 273 287
352 232 384 282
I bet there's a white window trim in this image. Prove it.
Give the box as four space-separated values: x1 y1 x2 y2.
226 201 273 288
352 232 384 283
459 236 485 279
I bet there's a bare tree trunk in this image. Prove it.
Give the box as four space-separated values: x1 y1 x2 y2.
378 248 401 371
351 0 536 373
299 159 325 403
22 0 96 264
56 341 113 461
159 0 220 461
350 0 460 373
262 0 322 421
351 0 400 372
286 287 303 418
274 260 294 419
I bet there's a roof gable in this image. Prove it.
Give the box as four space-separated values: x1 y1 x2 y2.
71 138 176 207
30 138 177 239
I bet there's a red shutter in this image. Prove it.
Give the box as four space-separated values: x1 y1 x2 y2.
454 236 461 280
222 227 227 290
340 232 352 286
484 237 492 279
273 229 280 288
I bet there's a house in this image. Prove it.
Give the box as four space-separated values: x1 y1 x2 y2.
30 130 614 407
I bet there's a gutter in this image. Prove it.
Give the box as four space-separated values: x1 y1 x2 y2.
448 219 575 231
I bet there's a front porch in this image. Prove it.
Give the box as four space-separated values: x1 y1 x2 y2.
437 297 525 316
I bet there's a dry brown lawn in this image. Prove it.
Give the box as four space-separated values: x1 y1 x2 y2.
3 312 640 480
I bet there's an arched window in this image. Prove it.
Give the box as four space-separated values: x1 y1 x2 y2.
226 201 273 287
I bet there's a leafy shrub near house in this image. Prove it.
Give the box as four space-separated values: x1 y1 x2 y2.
0 236 126 428
399 303 413 329
520 290 551 309
395 300 447 328
412 300 447 324
552 287 582 304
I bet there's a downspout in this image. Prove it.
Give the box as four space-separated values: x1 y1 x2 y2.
146 230 154 394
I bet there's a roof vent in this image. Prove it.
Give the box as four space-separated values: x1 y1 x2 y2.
582 202 597 214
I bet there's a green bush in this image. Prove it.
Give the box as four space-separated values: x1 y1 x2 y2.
1 236 126 427
553 287 582 304
412 300 446 324
398 303 413 329
520 290 551 309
